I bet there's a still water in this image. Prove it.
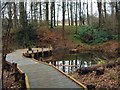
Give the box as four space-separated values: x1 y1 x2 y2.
49 52 100 74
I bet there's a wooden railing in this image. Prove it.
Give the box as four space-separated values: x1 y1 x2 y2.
5 61 30 89
23 47 53 59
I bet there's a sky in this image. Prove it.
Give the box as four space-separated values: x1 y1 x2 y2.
26 0 100 21
1 0 117 21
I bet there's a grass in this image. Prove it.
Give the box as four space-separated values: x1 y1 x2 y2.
54 25 91 49
54 25 82 44
65 26 82 44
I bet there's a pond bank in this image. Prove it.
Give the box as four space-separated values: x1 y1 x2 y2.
71 65 119 90
71 58 120 90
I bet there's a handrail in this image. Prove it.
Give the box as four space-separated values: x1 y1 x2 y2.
17 67 30 90
5 61 30 90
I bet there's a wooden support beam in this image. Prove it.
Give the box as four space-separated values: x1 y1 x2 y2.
42 47 44 58
36 50 39 59
21 73 26 89
31 50 34 58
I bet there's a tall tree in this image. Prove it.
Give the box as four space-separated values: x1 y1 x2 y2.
2 2 13 88
39 2 42 25
46 1 49 27
62 2 65 40
97 0 102 27
51 2 54 28
110 2 115 16
19 2 27 28
70 2 73 26
90 0 93 25
67 1 70 26
74 2 76 26
53 1 56 26
104 0 107 18
13 2 17 31
19 2 28 47
30 2 33 22
75 1 78 34
82 2 85 25
87 0 90 25
91 0 93 15
116 2 120 87
116 1 120 33
57 3 60 26
34 2 38 24
79 0 82 26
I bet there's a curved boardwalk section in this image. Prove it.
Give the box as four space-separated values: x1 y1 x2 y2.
6 49 85 89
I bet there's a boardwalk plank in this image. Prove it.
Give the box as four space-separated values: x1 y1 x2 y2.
6 49 84 89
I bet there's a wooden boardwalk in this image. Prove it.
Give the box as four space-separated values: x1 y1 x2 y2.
6 48 86 89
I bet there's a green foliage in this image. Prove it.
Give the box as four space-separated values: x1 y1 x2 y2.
97 60 106 65
17 24 37 47
76 25 118 44
73 34 80 39
116 58 120 62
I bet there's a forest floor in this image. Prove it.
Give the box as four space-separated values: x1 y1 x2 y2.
3 69 22 89
71 65 120 90
37 26 119 56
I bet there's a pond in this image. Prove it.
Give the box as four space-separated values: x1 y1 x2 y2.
48 52 103 74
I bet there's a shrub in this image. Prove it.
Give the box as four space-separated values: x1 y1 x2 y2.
17 24 37 47
77 25 117 44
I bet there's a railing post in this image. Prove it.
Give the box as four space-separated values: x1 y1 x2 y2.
37 49 39 59
42 47 44 58
50 44 53 56
6 62 10 71
53 61 56 66
51 61 53 65
31 50 34 59
48 45 50 56
13 63 19 81
21 73 26 89
27 50 29 54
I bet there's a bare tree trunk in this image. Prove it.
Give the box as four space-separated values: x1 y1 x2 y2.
70 2 73 26
91 0 93 15
74 3 76 26
75 1 78 34
90 0 93 25
97 1 102 27
51 2 54 28
104 0 107 18
19 2 27 28
2 2 14 89
19 2 28 47
82 2 85 25
87 0 90 25
57 3 60 26
46 2 49 27
67 1 70 26
79 0 82 26
34 2 38 24
13 2 17 31
111 3 115 16
36 3 39 23
53 1 56 27
2 3 12 88
62 2 65 40
116 2 120 35
39 2 42 25
30 2 33 23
